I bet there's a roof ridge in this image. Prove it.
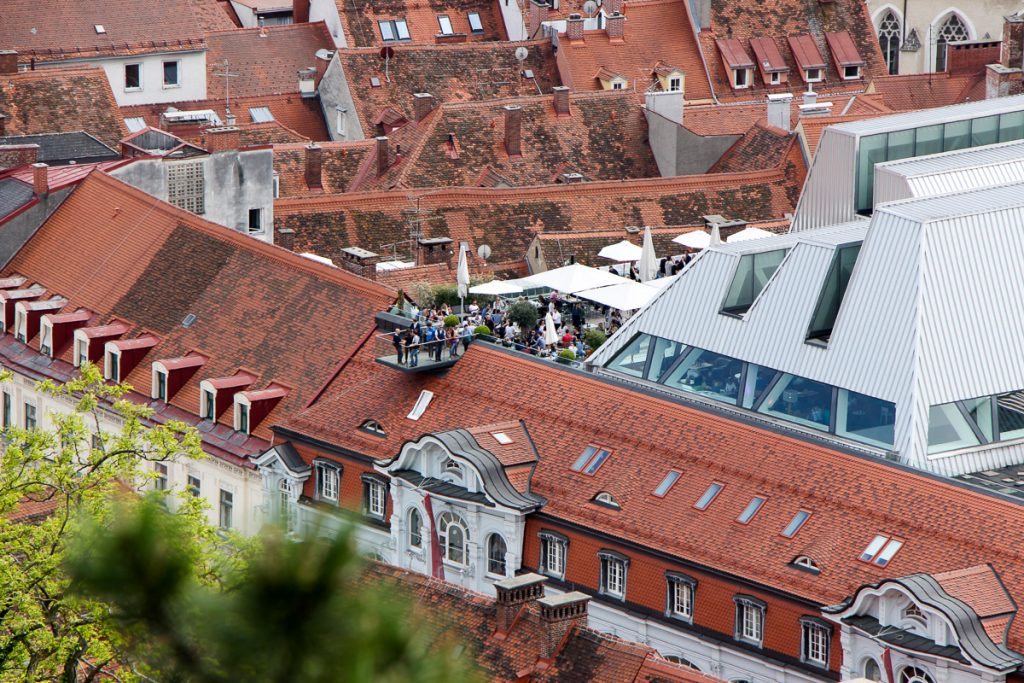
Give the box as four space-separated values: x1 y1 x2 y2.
335 38 550 55
386 111 445 188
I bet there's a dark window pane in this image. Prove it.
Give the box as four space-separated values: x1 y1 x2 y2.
837 389 896 448
722 249 787 315
807 243 861 342
855 134 887 212
759 374 833 430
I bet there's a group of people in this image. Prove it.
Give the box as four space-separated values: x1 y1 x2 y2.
392 303 477 367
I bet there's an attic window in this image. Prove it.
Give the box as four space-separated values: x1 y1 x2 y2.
359 419 386 436
593 492 620 509
859 534 904 567
721 249 788 316
407 390 434 421
570 445 611 475
669 76 682 92
249 107 274 123
468 12 483 33
125 117 147 132
492 431 512 444
737 496 766 524
781 510 811 538
791 555 820 573
370 77 382 88
844 65 860 79
653 470 681 497
379 19 410 42
438 15 454 35
694 482 723 510
95 24 106 34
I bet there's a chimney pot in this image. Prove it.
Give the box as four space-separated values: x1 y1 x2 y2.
494 573 547 633
606 12 625 39
413 92 436 122
0 51 18 76
529 0 550 38
537 592 590 659
376 136 390 176
305 143 323 189
32 163 49 195
553 86 571 116
503 105 523 157
566 14 585 42
277 228 295 251
204 126 241 154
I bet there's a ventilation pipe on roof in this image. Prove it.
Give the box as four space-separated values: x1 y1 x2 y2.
767 93 793 132
413 92 435 122
503 105 523 157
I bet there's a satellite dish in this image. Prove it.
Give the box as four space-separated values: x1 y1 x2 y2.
477 244 492 260
583 1 598 15
514 46 529 62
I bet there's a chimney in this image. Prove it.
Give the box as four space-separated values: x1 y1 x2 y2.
315 49 334 85
293 0 310 22
0 51 17 76
298 67 317 98
503 105 522 157
552 86 571 117
802 88 817 107
376 136 390 176
0 144 39 172
494 574 547 633
606 12 625 40
32 163 49 195
204 126 241 153
413 92 435 122
304 144 323 188
277 228 295 251
766 93 793 132
604 0 623 14
1002 12 1024 69
537 592 591 660
528 0 550 38
566 14 585 42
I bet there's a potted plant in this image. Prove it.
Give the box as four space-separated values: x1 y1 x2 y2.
473 324 494 342
443 314 459 328
583 328 607 356
507 300 538 333
556 348 576 365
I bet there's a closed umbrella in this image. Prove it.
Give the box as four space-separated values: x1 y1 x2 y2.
598 240 643 263
456 243 470 316
544 311 559 347
672 230 710 250
709 223 722 246
638 226 657 282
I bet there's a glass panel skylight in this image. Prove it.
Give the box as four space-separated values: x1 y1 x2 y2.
605 334 651 378
406 390 434 420
737 496 765 523
662 347 743 405
571 446 598 472
998 390 1024 441
395 19 410 40
124 117 147 132
721 249 788 316
647 337 686 382
781 510 810 538
583 448 611 475
927 402 981 454
759 373 833 431
249 106 274 123
468 11 483 32
694 482 723 510
653 470 681 497
807 243 861 343
492 432 512 444
859 534 888 562
873 539 903 566
438 15 453 34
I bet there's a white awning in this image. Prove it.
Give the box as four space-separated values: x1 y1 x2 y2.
518 263 631 294
727 227 774 242
598 240 643 262
576 281 661 310
672 230 711 249
468 280 524 295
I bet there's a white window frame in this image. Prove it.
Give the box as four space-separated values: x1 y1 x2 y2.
598 550 629 600
219 489 234 529
408 507 423 548
438 15 454 35
539 531 567 578
74 333 89 367
734 595 766 645
487 533 508 577
734 68 750 88
315 461 340 503
669 76 682 91
805 67 823 82
124 62 143 91
612 80 626 90
200 382 217 420
13 308 26 343
770 71 782 85
666 572 696 621
437 511 469 566
162 59 181 88
154 462 169 491
39 317 53 356
379 19 410 41
152 364 169 401
104 344 121 382
23 401 37 430
801 618 831 667
233 395 250 433
248 208 264 234
843 65 861 80
362 475 386 519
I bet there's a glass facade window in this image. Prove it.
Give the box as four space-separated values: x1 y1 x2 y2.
759 373 833 431
1000 112 1024 142
998 391 1024 441
648 337 686 382
927 402 981 453
662 348 743 404
606 333 651 378
942 120 970 152
741 364 776 409
836 389 896 448
807 243 861 343
721 249 788 316
926 390 1024 454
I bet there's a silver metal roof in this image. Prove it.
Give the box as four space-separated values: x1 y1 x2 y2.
827 94 1024 137
876 139 1024 176
878 180 1024 222
705 220 869 256
874 141 1024 203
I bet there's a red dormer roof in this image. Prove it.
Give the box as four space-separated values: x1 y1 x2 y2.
16 296 68 342
75 321 129 362
0 276 27 290
825 30 865 67
787 35 827 70
0 286 45 330
715 38 754 69
108 333 160 379
238 383 289 432
41 309 92 356
750 37 788 73
153 353 206 401
202 371 257 419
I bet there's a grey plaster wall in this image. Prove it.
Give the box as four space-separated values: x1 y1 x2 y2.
645 108 740 176
318 54 366 141
0 186 74 269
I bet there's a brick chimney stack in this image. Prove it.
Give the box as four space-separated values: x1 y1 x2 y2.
276 228 295 251
204 126 241 153
987 13 1024 98
0 51 17 76
529 0 550 38
606 12 625 40
553 86 571 117
503 105 523 157
305 143 323 189
493 574 547 633
537 593 591 660
293 0 310 22
413 92 435 122
566 14 585 42
605 0 623 14
376 136 390 176
32 163 49 195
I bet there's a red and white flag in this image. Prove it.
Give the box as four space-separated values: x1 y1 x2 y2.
423 494 445 581
882 647 895 683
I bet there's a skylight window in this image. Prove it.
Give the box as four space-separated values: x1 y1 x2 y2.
721 249 788 316
438 15 454 35
781 510 811 538
737 496 765 523
694 482 723 510
124 117 147 132
653 470 681 497
492 431 512 445
807 243 861 343
249 107 274 123
95 24 106 34
859 535 904 566
570 445 611 475
407 390 434 421
468 12 483 32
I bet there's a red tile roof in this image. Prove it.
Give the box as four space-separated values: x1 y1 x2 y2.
868 71 986 111
707 121 793 173
934 565 1015 620
5 159 130 192
787 35 827 72
0 67 129 147
716 39 754 69
205 23 336 100
749 37 787 75
1 0 205 61
335 0 505 47
273 140 375 196
287 342 1024 653
555 0 713 101
2 171 394 443
187 0 241 31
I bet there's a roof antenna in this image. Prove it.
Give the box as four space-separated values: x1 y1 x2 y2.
213 59 239 124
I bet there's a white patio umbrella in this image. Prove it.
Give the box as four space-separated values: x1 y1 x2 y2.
638 226 657 283
646 273 679 290
519 263 630 294
469 280 523 296
727 226 773 242
576 281 661 311
672 230 710 250
597 240 643 263
543 311 559 347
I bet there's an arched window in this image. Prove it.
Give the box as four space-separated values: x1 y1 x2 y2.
791 555 820 573
594 491 620 508
935 14 969 72
663 655 701 671
878 11 901 74
903 602 925 622
863 658 882 681
437 511 469 565
408 508 423 548
487 534 507 576
899 665 935 683
441 457 463 482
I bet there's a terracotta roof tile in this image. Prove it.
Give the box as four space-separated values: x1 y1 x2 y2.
0 67 129 148
869 71 986 111
3 171 394 442
933 565 1016 619
375 262 456 289
205 23 336 99
288 343 1024 653
188 0 241 31
273 140 375 196
336 0 505 47
555 0 712 101
707 121 793 173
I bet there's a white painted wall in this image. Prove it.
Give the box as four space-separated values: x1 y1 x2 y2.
310 0 349 47
98 51 207 106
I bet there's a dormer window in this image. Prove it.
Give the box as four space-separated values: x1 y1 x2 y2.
844 65 860 79
39 324 51 356
76 339 88 367
199 373 256 422
14 309 26 342
594 491 620 509
721 248 789 316
770 72 781 85
791 555 820 573
788 34 827 84
155 370 168 400
203 389 215 420
233 384 287 434
104 335 158 384
669 76 682 91
359 419 386 436
805 67 822 82
105 348 121 382
734 68 750 88
237 403 249 433
612 81 625 90
151 355 205 402
826 31 865 81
